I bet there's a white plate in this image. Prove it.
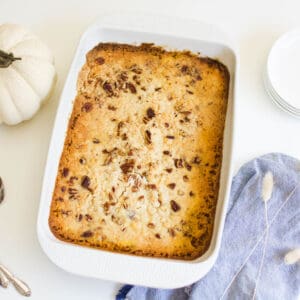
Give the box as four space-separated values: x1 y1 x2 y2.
264 69 300 118
267 28 300 111
37 13 238 288
267 88 300 118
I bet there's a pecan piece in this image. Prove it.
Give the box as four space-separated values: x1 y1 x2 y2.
145 130 151 144
81 102 93 112
146 184 157 190
103 82 113 95
62 168 69 178
103 155 113 166
117 121 124 136
79 157 86 165
196 74 202 81
131 186 139 192
92 138 100 144
126 82 136 94
81 230 93 238
191 237 200 248
81 176 91 190
147 223 155 229
76 214 83 221
85 214 93 222
143 116 149 124
183 175 189 182
70 114 79 129
131 66 142 74
192 156 201 164
102 147 118 154
191 233 207 248
108 105 117 111
132 75 140 85
146 107 155 119
185 162 192 171
61 209 71 216
68 187 78 195
170 200 181 212
168 228 176 237
174 158 184 168
103 202 110 213
68 176 78 185
121 133 128 141
120 159 135 174
95 57 105 65
167 183 176 190
179 111 192 116
181 65 188 73
68 190 78 201
165 168 173 173
119 72 128 81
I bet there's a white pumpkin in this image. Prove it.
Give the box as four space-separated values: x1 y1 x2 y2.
0 24 56 125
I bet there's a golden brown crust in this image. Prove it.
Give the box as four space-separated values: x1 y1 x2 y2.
49 43 229 260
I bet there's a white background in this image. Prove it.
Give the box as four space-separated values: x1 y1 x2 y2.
1 0 300 299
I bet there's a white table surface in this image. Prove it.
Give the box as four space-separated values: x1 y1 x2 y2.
1 0 300 299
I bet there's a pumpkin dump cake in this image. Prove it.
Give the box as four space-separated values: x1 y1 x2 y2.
49 43 229 260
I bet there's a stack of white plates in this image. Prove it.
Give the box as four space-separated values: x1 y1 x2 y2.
264 29 300 118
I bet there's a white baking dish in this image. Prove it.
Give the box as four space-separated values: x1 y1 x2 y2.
37 13 237 288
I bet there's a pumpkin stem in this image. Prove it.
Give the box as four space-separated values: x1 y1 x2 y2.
0 49 21 68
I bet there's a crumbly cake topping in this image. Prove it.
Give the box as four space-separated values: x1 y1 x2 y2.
49 43 229 260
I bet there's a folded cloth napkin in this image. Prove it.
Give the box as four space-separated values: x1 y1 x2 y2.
117 153 300 300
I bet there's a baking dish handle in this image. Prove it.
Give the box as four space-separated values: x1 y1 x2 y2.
87 12 237 52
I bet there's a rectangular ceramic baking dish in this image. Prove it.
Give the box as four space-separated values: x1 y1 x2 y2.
37 13 237 289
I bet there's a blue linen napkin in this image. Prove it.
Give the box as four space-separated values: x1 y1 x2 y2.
117 153 300 300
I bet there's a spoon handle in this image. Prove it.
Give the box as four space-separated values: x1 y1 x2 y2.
0 268 9 288
0 264 31 297
11 277 31 297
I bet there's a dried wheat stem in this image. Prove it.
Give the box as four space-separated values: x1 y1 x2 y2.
252 172 273 299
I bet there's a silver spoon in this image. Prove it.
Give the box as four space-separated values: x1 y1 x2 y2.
0 178 8 288
0 179 30 296
0 176 4 204
0 268 9 288
0 264 31 297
